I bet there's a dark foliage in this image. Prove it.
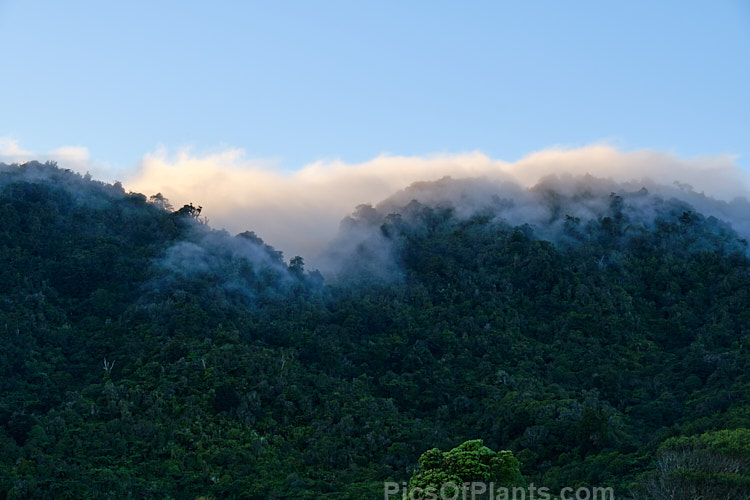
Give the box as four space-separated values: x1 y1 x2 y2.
1 162 749 499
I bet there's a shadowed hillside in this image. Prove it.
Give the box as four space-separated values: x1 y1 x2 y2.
1 162 749 499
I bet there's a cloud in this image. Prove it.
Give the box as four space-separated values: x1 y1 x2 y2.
511 145 747 199
5 137 747 263
47 146 91 170
0 138 34 162
123 144 750 264
125 149 515 261
0 137 95 173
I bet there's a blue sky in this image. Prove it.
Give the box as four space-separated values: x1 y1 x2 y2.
1 0 748 172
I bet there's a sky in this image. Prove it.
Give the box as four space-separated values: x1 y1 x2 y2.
1 1 749 258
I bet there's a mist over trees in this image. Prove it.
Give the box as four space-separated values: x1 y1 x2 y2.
319 173 749 281
1 161 749 499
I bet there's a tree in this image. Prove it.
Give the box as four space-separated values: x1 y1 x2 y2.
408 440 525 499
173 203 202 219
289 256 305 276
633 429 750 499
148 193 173 212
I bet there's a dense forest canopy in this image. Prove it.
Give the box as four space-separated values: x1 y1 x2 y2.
1 161 749 499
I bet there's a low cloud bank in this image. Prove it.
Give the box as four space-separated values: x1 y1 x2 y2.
4 138 748 265
0 138 93 173
125 145 749 264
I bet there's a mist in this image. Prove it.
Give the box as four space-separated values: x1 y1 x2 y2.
6 141 748 269
123 145 749 266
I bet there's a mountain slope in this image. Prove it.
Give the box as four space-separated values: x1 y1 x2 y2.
1 162 749 499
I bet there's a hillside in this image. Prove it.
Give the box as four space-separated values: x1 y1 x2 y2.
1 161 749 499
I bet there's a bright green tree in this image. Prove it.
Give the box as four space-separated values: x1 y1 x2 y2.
408 440 525 499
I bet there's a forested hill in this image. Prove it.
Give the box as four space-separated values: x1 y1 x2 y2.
1 161 750 499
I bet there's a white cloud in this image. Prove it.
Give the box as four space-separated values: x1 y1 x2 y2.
0 138 34 162
4 137 748 261
124 144 750 262
47 146 91 169
0 137 95 172
511 145 747 199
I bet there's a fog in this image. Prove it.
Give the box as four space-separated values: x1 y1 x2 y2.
124 145 749 265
